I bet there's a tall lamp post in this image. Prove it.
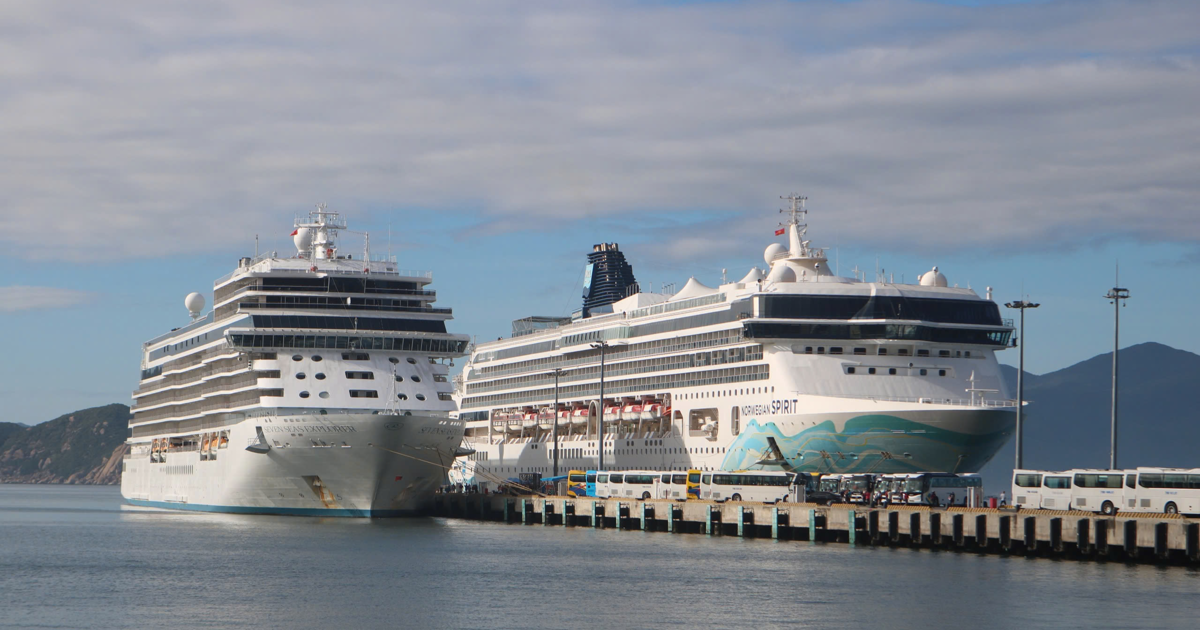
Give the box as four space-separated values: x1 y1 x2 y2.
1005 299 1039 469
591 341 609 470
551 368 563 477
1105 286 1130 470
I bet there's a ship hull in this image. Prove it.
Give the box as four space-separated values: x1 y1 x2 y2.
121 412 463 517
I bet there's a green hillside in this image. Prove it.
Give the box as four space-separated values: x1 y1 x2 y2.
0 404 130 484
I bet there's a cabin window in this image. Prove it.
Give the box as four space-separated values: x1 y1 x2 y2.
407 357 417 364
868 368 876 375
847 367 856 374
888 368 897 375
438 392 453 401
389 357 400 364
938 369 947 376
412 376 422 383
939 350 950 357
398 393 408 401
415 393 426 401
342 352 370 361
853 348 866 355
299 391 310 398
919 369 928 376
829 347 843 355
318 392 329 399
349 390 379 398
296 372 306 380
292 354 303 361
917 349 930 357
311 355 323 362
315 373 326 380
878 348 888 355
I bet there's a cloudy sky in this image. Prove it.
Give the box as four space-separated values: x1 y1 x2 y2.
2 0 1198 423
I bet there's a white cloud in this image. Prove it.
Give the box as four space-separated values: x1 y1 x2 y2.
0 0 1197 261
0 286 95 312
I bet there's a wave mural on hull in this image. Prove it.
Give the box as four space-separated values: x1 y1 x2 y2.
722 415 1012 475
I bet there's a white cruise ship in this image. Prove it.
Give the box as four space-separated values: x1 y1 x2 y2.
122 207 469 516
453 195 1017 487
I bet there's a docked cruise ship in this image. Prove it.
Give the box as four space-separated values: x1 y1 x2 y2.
122 207 469 516
454 195 1017 487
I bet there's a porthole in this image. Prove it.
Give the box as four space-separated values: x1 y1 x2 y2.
315 373 326 380
411 376 421 383
296 372 306 380
292 354 303 361
318 392 330 399
389 357 400 364
406 357 417 364
919 368 928 376
938 369 947 377
415 393 426 401
398 394 408 401
299 391 310 399
395 375 404 382
312 355 323 362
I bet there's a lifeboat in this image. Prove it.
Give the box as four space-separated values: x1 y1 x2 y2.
556 409 571 426
537 409 553 431
641 403 661 421
522 412 538 430
571 408 590 427
603 405 620 424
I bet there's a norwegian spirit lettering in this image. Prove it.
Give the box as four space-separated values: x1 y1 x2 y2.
263 425 357 434
741 400 799 416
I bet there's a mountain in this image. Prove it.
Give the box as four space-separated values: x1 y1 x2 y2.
0 404 130 485
979 342 1200 491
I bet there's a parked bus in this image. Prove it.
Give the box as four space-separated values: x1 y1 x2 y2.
818 474 843 494
594 471 619 498
686 469 702 500
699 471 795 503
567 470 596 498
657 472 690 501
1069 470 1125 515
1011 469 1071 510
1118 468 1200 516
615 471 658 499
901 473 983 506
837 474 875 504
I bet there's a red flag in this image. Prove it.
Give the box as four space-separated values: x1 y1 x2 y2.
290 229 299 236
774 227 786 236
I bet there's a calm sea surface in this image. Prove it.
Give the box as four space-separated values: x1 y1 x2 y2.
1 484 1196 629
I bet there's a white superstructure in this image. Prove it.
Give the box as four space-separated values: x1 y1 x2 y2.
122 207 469 516
453 195 1017 488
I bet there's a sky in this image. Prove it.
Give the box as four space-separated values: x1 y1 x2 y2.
2 0 1198 424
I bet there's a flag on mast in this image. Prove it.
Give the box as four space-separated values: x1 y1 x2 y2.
774 227 786 236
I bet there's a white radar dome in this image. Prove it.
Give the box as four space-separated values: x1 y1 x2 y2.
766 264 797 283
293 226 313 253
919 266 948 287
185 292 205 318
764 243 787 265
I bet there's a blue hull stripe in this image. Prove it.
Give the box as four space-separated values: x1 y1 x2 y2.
125 499 417 518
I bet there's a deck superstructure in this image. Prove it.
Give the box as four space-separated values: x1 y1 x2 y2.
122 207 469 516
453 195 1017 487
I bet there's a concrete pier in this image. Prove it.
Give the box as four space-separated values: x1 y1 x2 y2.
429 495 1200 566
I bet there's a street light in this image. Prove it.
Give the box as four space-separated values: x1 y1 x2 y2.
551 368 563 477
1005 299 1040 469
1105 286 1130 470
590 341 609 470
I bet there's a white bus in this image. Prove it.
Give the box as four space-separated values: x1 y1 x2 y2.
1011 469 1086 511
594 471 618 499
900 473 984 506
1123 468 1200 516
699 471 796 503
1068 470 1125 515
656 471 690 501
616 471 659 500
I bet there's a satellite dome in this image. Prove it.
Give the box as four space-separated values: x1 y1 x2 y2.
185 292 205 318
766 264 797 283
919 266 948 287
764 243 787 265
293 227 313 252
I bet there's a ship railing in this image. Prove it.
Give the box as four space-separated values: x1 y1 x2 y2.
842 394 1018 408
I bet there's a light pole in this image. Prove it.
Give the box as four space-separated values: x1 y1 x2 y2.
1004 299 1039 469
551 368 563 477
591 341 608 470
1105 286 1130 470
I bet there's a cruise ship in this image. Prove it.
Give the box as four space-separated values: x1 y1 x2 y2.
453 195 1016 487
121 207 469 516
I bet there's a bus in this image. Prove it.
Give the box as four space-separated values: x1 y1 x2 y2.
567 470 596 498
699 471 796 503
818 474 843 494
594 471 620 498
901 473 983 506
687 469 702 500
837 474 876 504
1115 468 1200 516
1068 470 1125 515
657 471 690 501
615 471 658 500
1011 469 1071 510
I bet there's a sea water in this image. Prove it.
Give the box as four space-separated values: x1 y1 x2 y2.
1 484 1196 629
